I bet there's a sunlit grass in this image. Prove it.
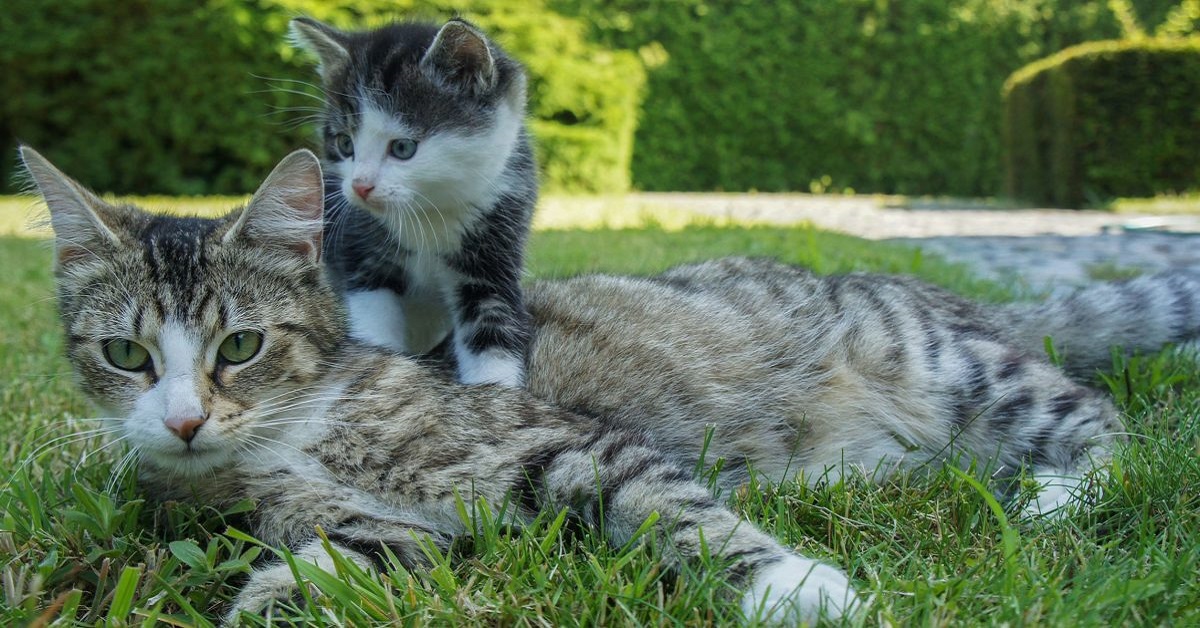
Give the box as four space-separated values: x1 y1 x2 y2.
1 200 1197 625
0 193 771 239
1111 192 1200 215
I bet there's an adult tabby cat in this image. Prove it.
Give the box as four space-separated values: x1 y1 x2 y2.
289 17 537 388
24 148 1200 622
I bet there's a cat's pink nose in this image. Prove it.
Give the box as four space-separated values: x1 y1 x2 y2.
164 416 205 442
352 181 375 200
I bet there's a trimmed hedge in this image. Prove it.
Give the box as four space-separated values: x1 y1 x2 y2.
1003 38 1200 207
0 0 644 195
553 0 1183 195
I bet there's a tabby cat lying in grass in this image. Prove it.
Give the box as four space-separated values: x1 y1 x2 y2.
21 147 1200 623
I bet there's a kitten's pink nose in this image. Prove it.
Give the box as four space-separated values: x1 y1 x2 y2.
164 416 205 442
352 180 375 200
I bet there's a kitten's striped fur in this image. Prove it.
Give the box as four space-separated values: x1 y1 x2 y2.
25 148 1200 622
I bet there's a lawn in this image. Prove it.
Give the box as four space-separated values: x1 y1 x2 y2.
0 196 1197 626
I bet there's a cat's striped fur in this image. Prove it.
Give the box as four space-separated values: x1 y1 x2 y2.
26 148 857 623
25 147 1200 623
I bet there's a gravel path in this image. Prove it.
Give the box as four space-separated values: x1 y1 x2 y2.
635 193 1200 293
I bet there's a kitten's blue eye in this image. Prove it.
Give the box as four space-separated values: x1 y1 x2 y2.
388 138 419 160
103 339 151 372
334 133 354 158
218 331 263 365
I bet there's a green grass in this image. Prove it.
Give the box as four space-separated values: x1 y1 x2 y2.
1 197 1198 626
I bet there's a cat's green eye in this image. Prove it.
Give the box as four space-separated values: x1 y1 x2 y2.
388 138 419 160
334 133 354 158
103 339 151 371
218 331 263 365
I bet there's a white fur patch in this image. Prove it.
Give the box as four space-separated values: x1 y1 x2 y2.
338 101 523 254
454 341 524 387
126 321 230 474
346 289 409 352
1022 468 1099 519
742 555 863 623
228 538 372 623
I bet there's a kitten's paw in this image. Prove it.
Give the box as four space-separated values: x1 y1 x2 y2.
455 348 524 387
742 555 864 624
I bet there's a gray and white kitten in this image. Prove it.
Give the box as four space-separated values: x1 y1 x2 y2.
289 17 537 387
25 149 1200 622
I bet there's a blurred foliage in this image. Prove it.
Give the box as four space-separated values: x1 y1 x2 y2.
1003 37 1200 207
553 0 1196 197
4 1 1197 198
0 0 644 194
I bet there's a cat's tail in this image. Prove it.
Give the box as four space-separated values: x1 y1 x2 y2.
997 270 1200 377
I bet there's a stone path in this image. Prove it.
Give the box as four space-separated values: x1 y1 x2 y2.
634 193 1200 293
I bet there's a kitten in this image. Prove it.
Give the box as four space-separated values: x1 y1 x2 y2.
289 17 537 388
24 149 1200 621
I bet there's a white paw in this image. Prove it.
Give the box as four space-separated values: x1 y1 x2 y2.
226 561 314 624
1021 468 1099 519
225 540 370 625
455 346 524 387
742 555 864 624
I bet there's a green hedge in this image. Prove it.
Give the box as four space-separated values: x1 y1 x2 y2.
1003 38 1200 208
553 0 1193 195
0 0 644 195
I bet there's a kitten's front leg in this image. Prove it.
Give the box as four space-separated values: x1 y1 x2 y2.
445 275 531 388
346 288 410 352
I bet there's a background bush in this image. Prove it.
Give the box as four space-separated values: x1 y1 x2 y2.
0 0 644 195
1003 38 1200 208
4 1 1197 199
554 0 1197 196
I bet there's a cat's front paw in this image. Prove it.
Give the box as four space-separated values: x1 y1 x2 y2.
742 555 865 624
225 561 316 624
224 540 372 625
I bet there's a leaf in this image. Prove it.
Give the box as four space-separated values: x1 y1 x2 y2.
169 540 208 571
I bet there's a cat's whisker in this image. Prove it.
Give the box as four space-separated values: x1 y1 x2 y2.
404 199 433 252
235 434 331 494
22 426 123 459
247 75 327 104
103 445 143 495
408 190 447 249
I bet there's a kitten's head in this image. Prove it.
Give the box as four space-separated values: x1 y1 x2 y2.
22 147 345 476
290 17 527 229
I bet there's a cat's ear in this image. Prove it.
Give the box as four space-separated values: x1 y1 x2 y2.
289 17 351 85
18 146 124 266
226 149 324 263
421 19 496 95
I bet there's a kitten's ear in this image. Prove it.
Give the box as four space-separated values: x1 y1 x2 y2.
226 150 324 263
421 19 496 94
19 146 123 266
289 17 351 85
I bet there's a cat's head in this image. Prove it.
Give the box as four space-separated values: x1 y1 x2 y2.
290 17 527 228
22 147 345 476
